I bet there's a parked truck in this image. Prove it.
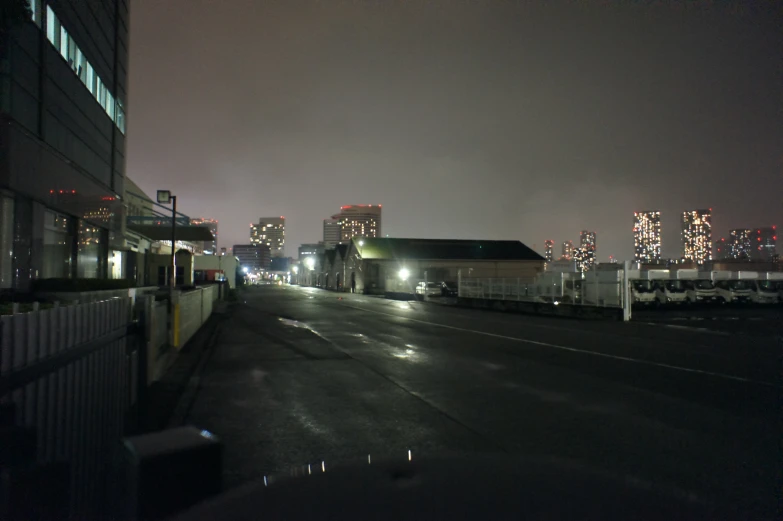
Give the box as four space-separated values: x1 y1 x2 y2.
750 272 783 304
649 269 688 305
626 269 657 306
676 269 717 304
712 271 754 303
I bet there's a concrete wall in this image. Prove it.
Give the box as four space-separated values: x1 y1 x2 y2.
175 285 217 349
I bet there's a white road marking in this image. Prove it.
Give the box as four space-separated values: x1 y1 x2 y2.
653 324 731 336
344 305 778 388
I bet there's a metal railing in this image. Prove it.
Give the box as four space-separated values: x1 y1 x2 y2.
459 277 625 308
0 297 143 519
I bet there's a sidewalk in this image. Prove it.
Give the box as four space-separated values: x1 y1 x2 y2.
141 301 232 432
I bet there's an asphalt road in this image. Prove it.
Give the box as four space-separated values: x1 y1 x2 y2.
185 285 780 518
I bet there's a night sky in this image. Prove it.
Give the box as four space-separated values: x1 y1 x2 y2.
127 0 782 260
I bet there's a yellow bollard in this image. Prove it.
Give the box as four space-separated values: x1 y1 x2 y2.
173 303 181 348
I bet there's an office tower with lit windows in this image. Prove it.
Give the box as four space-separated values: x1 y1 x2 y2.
560 240 574 260
579 231 596 270
728 229 753 259
543 240 554 262
681 209 712 264
191 218 218 254
754 227 777 261
323 217 342 248
337 205 382 241
250 217 285 257
233 244 271 272
0 0 130 289
633 211 661 263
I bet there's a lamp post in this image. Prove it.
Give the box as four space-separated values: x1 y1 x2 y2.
156 190 177 291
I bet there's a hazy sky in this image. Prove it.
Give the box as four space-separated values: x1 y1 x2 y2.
127 0 782 260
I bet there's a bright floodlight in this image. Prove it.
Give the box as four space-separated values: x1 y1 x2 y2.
292 266 299 274
242 267 249 273
358 240 364 247
399 268 410 281
305 257 315 270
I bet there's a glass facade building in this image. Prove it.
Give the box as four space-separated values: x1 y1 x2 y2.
0 0 129 289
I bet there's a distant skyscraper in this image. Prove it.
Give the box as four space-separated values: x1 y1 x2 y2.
754 226 777 261
338 205 381 241
543 239 554 262
250 216 285 257
579 231 596 270
190 218 218 254
715 237 729 260
681 209 712 264
233 244 271 272
728 228 753 259
633 211 661 263
560 240 574 260
323 217 342 248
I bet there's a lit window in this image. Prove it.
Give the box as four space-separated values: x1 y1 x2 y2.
46 6 59 46
59 25 68 60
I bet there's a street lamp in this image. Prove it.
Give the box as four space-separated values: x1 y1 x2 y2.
243 267 249 274
399 268 410 281
292 266 299 274
305 257 315 270
156 190 177 290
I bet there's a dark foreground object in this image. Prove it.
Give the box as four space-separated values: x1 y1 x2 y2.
125 426 223 520
171 454 723 521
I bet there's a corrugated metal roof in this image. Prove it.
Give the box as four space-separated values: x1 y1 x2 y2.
353 238 544 261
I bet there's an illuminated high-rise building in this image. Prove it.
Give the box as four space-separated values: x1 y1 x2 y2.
191 218 218 254
728 228 753 259
633 211 661 263
543 240 554 262
681 209 712 264
323 217 342 248
715 237 729 260
579 231 596 271
337 205 381 241
250 216 285 257
560 240 574 260
753 226 777 261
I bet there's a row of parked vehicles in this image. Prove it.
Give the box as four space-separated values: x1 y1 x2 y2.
628 269 783 306
536 269 783 306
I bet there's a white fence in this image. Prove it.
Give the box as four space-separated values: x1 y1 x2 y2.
459 266 633 321
459 278 537 301
0 297 141 518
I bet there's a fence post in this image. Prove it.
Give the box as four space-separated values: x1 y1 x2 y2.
623 260 632 321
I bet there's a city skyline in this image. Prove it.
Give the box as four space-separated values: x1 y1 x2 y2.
127 1 782 262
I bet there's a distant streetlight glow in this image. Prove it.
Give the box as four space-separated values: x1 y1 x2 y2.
358 240 364 247
242 267 249 273
305 257 315 270
292 266 299 274
399 268 410 281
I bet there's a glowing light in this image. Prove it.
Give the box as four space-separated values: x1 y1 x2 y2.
399 268 410 280
321 461 325 472
408 449 412 461
292 266 299 274
368 454 371 464
358 240 364 247
305 257 315 270
243 267 249 273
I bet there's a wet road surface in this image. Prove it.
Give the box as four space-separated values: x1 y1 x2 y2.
185 285 780 517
